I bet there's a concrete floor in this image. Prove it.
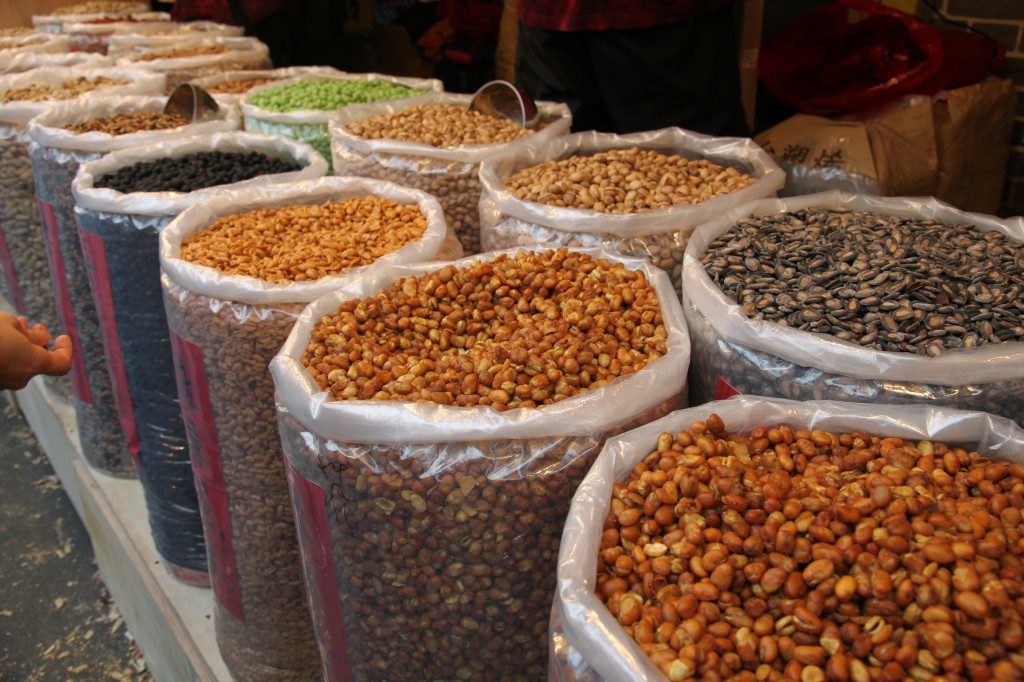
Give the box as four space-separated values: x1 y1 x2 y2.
0 394 152 682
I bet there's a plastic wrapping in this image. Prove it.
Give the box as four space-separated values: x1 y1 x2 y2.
0 50 113 75
269 246 688 681
331 91 573 255
61 12 172 54
27 93 236 477
0 34 70 72
243 73 443 170
67 131 323 585
106 21 244 56
157 176 454 681
189 66 344 109
115 36 272 94
32 3 150 34
478 127 785 298
0 66 165 404
683 191 1024 425
551 394 1024 682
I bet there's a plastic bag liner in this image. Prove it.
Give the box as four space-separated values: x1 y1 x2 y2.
156 175 455 682
243 72 443 171
26 93 237 465
114 36 273 94
32 3 150 34
268 246 688 681
0 34 69 72
331 91 573 255
0 66 165 405
190 66 344 108
1 51 113 75
683 190 1024 425
478 127 784 299
107 21 245 56
551 394 1024 682
66 132 323 585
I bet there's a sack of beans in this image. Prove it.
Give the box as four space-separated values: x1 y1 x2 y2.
270 246 688 681
27 94 239 481
61 12 172 54
32 2 150 34
478 127 785 299
553 394 1024 681
189 66 344 109
684 191 1024 426
0 66 164 406
243 73 442 171
157 175 457 681
330 91 573 256
68 131 325 585
0 34 70 72
115 36 272 94
106 21 244 56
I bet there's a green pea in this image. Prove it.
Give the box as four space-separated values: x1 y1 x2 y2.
251 78 427 113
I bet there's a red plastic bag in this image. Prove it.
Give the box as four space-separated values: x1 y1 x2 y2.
759 0 1004 116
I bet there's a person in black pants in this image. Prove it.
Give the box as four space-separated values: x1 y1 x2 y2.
515 1 750 137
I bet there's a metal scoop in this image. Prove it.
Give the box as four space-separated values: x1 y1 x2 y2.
468 80 539 130
164 83 220 122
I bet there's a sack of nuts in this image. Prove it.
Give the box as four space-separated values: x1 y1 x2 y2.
478 127 785 300
553 394 1024 681
32 2 150 34
330 91 573 255
270 246 689 681
26 94 240 476
107 21 245 57
683 190 1024 427
158 175 458 682
244 73 443 171
114 35 273 94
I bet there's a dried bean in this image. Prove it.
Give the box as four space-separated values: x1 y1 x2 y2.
598 415 1024 680
303 248 669 409
94 151 299 194
64 111 188 134
347 103 533 147
251 78 425 113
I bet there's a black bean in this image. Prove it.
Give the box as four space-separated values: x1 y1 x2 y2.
95 151 300 194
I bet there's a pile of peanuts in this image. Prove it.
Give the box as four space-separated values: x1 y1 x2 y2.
303 248 668 409
598 414 1024 681
346 103 534 147
504 148 756 214
0 76 128 103
205 77 275 94
136 45 229 61
180 197 428 283
64 111 188 134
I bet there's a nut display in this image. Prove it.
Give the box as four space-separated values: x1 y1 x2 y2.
94 151 300 193
597 413 1024 681
701 208 1024 356
303 248 669 409
504 148 756 214
64 111 188 134
0 76 128 103
347 103 534 147
135 44 229 61
250 78 426 113
179 197 427 282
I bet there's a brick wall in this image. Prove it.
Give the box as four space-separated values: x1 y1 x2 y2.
918 0 1024 217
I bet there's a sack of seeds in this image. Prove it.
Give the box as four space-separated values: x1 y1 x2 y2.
27 94 240 479
0 34 70 72
0 65 164 406
684 190 1024 426
62 12 172 54
107 21 244 56
243 73 442 170
331 91 573 256
32 2 150 34
190 66 344 108
157 175 457 681
553 394 1024 682
270 246 688 682
114 36 272 93
478 127 785 299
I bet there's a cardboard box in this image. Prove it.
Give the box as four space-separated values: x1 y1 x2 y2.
755 78 1014 215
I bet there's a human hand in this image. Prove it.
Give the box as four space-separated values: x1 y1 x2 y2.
416 19 456 62
0 312 73 390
